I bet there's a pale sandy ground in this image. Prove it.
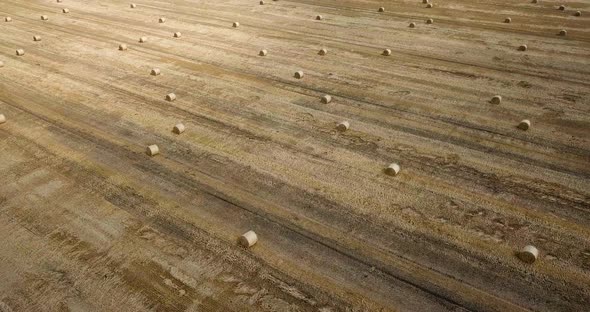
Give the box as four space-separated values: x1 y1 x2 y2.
0 0 589 311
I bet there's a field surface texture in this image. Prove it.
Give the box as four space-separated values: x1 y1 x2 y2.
0 0 589 311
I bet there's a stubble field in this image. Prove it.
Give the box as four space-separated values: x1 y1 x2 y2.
0 0 589 311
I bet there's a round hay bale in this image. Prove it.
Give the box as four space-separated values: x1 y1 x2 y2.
57 0 62 2
130 3 137 8
15 49 25 56
316 15 323 20
336 121 349 132
139 36 147 43
518 119 531 131
378 7 385 12
294 71 304 79
517 245 539 263
259 49 268 56
318 48 328 56
409 22 416 28
151 68 161 76
238 230 258 248
531 0 538 3
518 44 528 51
382 48 392 56
233 22 239 27
558 29 567 36
426 3 433 8
173 123 185 134
558 5 565 11
5 17 12 22
33 35 42 41
146 145 159 156
166 93 176 101
491 95 502 104
41 15 49 20
0 114 6 124
0 61 4 68
119 43 128 51
426 18 433 24
504 17 512 23
62 8 70 13
574 11 581 16
159 17 166 23
321 95 332 104
385 163 400 176
423 0 429 3
173 32 181 38
260 0 265 4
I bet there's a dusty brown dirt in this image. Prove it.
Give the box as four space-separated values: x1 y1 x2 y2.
0 0 589 311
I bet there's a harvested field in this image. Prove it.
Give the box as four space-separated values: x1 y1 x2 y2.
0 0 589 311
